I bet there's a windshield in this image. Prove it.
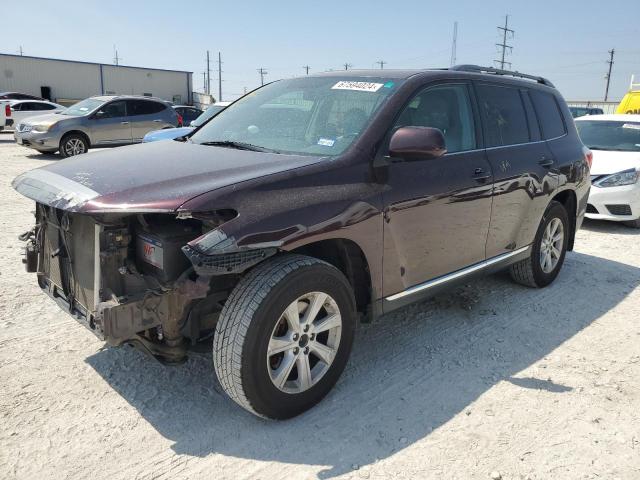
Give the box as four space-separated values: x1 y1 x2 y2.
190 76 402 156
576 120 640 152
61 98 105 116
192 105 226 127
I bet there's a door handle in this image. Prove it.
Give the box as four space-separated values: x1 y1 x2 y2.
153 119 162 122
473 167 492 182
121 121 130 125
538 157 554 168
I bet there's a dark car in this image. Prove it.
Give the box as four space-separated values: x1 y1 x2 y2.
13 65 591 419
173 105 204 126
0 91 45 101
569 106 604 118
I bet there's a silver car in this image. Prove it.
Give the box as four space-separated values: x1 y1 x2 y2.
13 95 179 157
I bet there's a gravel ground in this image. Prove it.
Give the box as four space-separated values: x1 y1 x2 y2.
0 131 639 480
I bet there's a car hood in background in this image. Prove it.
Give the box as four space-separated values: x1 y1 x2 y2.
17 112 64 126
12 140 324 213
143 127 194 143
590 149 640 175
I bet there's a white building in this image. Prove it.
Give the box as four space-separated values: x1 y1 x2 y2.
0 53 193 105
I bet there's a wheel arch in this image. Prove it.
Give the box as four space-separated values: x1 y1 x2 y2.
550 188 577 251
61 129 91 149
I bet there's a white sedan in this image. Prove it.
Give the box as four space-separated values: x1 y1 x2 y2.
6 100 65 130
575 114 640 228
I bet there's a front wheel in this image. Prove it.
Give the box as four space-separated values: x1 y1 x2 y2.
59 133 89 158
213 254 357 419
510 201 569 288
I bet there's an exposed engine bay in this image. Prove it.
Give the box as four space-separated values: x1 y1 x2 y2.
21 203 275 363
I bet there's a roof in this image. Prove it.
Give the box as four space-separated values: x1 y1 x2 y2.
91 94 173 103
0 52 192 75
8 99 60 105
575 114 640 122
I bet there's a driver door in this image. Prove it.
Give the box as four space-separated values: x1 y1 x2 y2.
382 82 494 298
90 100 132 145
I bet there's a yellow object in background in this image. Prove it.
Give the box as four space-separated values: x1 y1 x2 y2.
617 75 640 114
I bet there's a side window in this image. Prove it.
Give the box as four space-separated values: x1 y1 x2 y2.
20 102 36 111
11 103 22 111
530 90 566 139
41 103 57 110
476 84 530 147
128 100 166 116
100 101 127 118
393 83 476 153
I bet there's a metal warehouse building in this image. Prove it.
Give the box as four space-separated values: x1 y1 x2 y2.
0 53 193 105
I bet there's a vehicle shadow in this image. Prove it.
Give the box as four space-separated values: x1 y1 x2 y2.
86 251 640 478
23 152 59 161
581 218 640 235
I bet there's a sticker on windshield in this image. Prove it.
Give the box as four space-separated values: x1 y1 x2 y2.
622 123 640 130
332 81 384 92
317 138 335 147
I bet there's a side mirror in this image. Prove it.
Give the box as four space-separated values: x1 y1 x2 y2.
389 126 447 160
94 110 105 118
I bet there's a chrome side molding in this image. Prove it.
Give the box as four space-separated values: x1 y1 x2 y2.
385 245 531 301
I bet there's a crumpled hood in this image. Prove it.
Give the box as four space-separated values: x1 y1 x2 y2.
12 140 324 213
590 149 640 175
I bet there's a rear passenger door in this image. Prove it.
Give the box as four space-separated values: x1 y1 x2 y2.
127 100 169 142
475 83 558 259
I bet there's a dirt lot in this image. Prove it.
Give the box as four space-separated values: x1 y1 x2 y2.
0 130 639 480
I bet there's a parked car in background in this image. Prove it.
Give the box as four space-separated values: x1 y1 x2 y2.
143 102 230 142
569 106 604 118
13 95 179 157
575 114 640 227
13 65 590 419
0 102 9 131
174 105 203 126
6 100 65 130
0 91 45 102
616 75 640 114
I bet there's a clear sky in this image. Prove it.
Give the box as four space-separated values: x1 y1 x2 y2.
3 0 639 101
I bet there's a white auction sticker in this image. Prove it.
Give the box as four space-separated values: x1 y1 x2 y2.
622 123 640 130
332 81 384 92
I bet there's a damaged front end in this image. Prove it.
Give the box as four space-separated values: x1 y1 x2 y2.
20 204 269 364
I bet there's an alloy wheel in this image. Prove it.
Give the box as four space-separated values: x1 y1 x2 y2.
64 138 86 156
539 217 564 273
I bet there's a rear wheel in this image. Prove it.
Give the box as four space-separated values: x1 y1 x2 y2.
59 133 88 158
510 201 569 288
213 254 357 419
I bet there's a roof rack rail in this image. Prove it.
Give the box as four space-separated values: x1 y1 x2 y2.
450 64 555 88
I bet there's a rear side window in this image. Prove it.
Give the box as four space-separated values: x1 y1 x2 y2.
128 100 166 116
530 91 566 139
476 84 529 147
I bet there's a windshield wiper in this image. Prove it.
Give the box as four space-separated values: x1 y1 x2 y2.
198 140 278 153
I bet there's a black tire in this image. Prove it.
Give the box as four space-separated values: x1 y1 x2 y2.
623 218 640 229
510 201 570 288
59 133 89 158
213 254 357 419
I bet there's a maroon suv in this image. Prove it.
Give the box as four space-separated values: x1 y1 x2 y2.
13 65 591 419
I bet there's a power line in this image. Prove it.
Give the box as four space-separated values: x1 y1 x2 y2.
376 60 386 69
217 51 223 101
450 21 458 66
343 63 352 70
206 50 211 95
303 65 310 75
604 48 615 101
495 15 514 69
257 67 268 85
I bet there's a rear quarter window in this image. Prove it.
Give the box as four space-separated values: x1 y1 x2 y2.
476 84 530 147
530 90 566 139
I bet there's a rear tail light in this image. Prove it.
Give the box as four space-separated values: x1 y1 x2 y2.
583 146 593 169
5 104 10 117
177 113 183 127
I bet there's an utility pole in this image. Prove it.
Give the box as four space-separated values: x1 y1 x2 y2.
450 21 458 66
18 46 23 56
604 48 615 101
343 63 352 71
206 50 211 95
303 65 310 75
217 51 223 102
376 60 386 69
113 45 120 66
202 72 206 92
257 68 268 85
495 15 514 70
